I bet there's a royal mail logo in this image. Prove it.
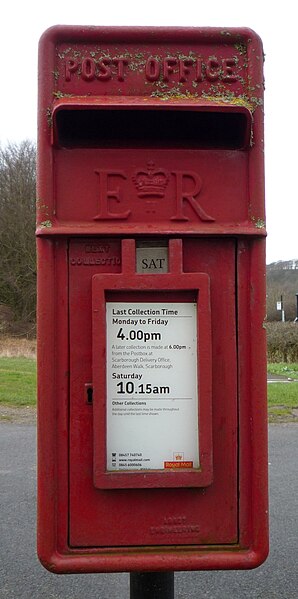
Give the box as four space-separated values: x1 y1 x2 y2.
132 162 170 198
174 452 184 461
164 452 193 468
164 461 193 469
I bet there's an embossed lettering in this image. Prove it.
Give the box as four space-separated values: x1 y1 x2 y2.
82 57 96 81
97 58 112 81
222 57 238 82
150 524 200 534
70 256 121 266
85 244 110 253
206 58 220 81
65 59 79 81
93 170 130 220
92 168 216 222
179 59 193 83
150 514 200 535
171 171 215 222
113 58 129 81
195 58 203 82
63 54 240 85
163 57 178 81
145 58 160 82
164 515 186 525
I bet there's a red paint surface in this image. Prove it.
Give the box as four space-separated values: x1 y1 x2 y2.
37 25 268 573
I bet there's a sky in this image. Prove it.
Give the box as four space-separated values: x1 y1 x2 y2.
0 0 296 265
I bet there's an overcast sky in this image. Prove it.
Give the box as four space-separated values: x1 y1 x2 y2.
1 1 296 265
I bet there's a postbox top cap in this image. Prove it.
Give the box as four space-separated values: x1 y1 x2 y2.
52 95 253 113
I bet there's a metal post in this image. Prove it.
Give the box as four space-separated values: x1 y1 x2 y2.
130 572 174 599
281 295 286 322
295 293 298 322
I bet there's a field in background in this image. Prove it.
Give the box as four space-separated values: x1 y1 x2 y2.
3 323 298 362
0 337 37 415
266 322 298 362
0 357 36 406
0 336 36 358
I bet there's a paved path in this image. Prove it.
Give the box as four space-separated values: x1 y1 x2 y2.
267 372 298 383
0 423 297 598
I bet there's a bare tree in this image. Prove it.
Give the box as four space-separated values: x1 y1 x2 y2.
0 141 36 326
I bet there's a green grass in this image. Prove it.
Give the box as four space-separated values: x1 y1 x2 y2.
0 357 36 406
267 363 298 420
0 357 297 419
268 382 298 408
267 362 298 378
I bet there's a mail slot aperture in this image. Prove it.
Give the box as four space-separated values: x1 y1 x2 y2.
53 105 251 149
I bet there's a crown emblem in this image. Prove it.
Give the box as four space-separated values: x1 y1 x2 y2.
174 453 183 461
132 161 169 198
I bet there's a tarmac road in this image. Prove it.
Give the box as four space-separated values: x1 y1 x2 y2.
0 423 297 599
267 373 298 383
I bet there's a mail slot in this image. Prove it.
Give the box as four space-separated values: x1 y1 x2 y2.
37 25 268 573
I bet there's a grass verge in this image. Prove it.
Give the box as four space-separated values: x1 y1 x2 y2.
267 362 298 378
268 382 298 422
0 357 297 422
267 363 298 421
0 357 36 406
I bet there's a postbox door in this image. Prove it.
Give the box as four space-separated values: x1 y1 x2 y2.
91 238 213 490
68 237 237 548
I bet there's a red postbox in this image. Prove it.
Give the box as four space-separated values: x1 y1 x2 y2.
37 26 268 573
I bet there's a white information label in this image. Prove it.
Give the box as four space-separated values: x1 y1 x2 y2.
136 246 168 273
106 302 199 471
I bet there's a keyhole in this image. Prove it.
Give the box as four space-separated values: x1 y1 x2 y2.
86 386 93 404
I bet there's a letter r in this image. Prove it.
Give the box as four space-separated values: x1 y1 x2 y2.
171 171 215 222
